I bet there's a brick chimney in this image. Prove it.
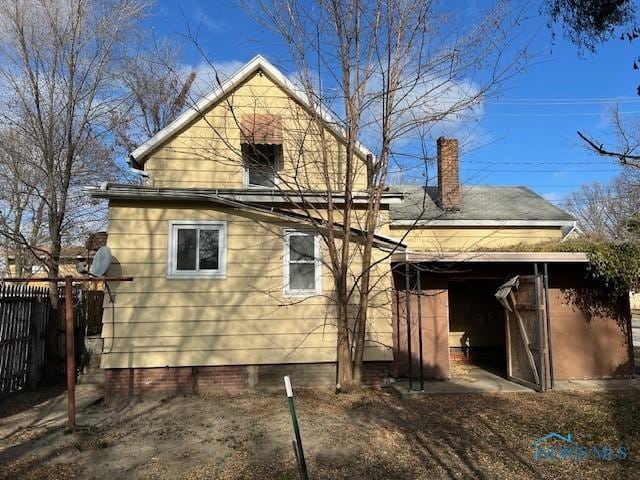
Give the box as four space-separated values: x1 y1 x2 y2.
437 137 460 211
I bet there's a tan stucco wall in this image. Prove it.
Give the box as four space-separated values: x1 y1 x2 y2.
100 200 393 369
392 284 450 380
143 71 368 191
549 288 633 380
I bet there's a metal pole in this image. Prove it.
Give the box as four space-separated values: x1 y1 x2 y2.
533 263 547 392
284 376 308 480
404 262 413 391
393 265 401 371
543 263 554 389
65 276 76 431
416 266 424 391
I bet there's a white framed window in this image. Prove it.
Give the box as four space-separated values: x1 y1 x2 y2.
167 220 227 278
283 230 322 296
31 264 46 274
242 143 282 188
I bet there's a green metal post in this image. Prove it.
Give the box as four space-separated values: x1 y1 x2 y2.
284 375 309 480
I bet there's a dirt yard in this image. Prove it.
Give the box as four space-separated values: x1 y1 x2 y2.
1 386 639 479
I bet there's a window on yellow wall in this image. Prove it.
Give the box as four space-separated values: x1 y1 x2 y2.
242 143 282 188
283 230 321 296
168 220 227 278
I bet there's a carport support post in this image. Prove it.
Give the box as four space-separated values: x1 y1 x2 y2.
404 262 413 391
543 263 554 389
416 266 424 391
64 276 76 431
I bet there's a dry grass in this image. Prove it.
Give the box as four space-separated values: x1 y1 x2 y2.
1 388 639 479
0 386 65 420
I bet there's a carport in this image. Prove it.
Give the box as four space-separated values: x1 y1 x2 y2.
391 252 634 392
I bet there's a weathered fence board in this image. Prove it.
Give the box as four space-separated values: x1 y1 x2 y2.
0 285 50 396
0 284 101 396
85 290 105 336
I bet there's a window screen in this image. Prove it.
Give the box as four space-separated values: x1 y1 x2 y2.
242 144 282 188
285 231 320 295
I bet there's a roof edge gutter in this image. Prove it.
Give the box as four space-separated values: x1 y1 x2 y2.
390 219 576 228
393 251 590 263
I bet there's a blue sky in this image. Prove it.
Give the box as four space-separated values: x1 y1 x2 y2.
144 1 638 206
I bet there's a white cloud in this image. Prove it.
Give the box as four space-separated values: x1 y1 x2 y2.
187 4 226 35
182 60 245 99
542 192 566 204
357 72 485 155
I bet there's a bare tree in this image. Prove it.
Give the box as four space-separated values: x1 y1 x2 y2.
0 0 149 291
0 127 47 276
175 0 529 389
578 106 640 168
543 1 640 165
565 169 640 240
114 37 196 154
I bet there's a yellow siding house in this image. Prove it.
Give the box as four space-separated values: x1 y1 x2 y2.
87 56 605 396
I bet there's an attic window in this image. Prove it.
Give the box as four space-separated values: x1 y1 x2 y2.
242 144 282 188
240 114 283 188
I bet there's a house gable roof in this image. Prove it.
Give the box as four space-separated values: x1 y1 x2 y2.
389 185 575 226
129 54 374 167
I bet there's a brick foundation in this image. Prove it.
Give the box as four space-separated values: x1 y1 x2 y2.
449 347 471 365
449 346 506 367
105 362 392 398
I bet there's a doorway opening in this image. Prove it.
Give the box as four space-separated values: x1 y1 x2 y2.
448 279 507 377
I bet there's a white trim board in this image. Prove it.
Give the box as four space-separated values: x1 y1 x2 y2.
391 251 590 263
390 219 576 228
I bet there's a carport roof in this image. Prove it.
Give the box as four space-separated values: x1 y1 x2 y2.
391 251 589 263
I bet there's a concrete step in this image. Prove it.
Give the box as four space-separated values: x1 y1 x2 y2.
77 370 105 385
87 355 102 369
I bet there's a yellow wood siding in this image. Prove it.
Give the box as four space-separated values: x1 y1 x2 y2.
393 226 563 251
101 201 393 369
144 71 368 191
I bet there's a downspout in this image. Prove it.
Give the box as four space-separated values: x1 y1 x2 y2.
128 154 150 179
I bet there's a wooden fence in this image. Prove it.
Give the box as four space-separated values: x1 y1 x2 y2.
84 290 105 336
0 285 51 396
0 285 105 397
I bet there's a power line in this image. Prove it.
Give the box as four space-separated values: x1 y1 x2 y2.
492 96 640 101
490 99 640 106
397 160 621 167
462 160 618 165
461 168 618 173
485 111 640 117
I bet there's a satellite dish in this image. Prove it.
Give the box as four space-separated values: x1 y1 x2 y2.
90 246 112 277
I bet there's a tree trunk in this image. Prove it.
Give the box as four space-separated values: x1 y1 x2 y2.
43 221 62 383
335 268 353 390
352 290 369 385
336 300 353 390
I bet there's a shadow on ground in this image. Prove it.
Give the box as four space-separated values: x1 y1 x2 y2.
1 388 639 479
0 386 65 421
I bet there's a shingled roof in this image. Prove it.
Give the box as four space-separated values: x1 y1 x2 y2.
389 186 575 223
